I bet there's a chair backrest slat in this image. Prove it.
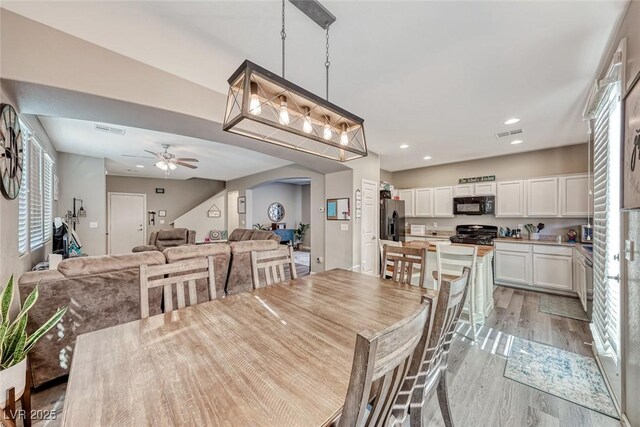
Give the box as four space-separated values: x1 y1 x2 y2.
338 297 432 427
250 247 297 289
381 245 427 287
139 256 216 319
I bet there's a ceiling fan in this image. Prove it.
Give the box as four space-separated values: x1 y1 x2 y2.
144 144 199 172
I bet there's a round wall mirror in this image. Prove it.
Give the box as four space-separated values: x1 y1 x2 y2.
268 202 285 222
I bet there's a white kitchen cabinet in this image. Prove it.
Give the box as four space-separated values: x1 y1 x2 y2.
398 189 415 217
474 182 497 196
533 253 573 291
527 177 559 217
414 188 434 217
496 180 526 217
453 184 474 197
433 187 454 217
574 249 588 311
495 244 532 287
560 174 590 217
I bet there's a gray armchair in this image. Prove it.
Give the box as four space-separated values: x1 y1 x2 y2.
132 228 196 252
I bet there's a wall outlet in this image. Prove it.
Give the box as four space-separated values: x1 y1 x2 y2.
316 257 324 264
341 223 349 231
319 207 325 212
89 222 98 229
160 219 165 224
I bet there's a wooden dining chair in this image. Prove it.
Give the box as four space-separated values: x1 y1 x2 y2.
337 297 432 427
381 245 427 286
379 240 402 279
399 268 471 427
139 256 216 318
432 244 478 337
250 246 296 289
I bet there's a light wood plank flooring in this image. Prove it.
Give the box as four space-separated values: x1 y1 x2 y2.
21 286 616 427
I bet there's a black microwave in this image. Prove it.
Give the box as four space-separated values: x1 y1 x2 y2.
453 196 495 215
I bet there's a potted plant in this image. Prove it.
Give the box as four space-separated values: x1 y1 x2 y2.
294 223 310 251
0 276 67 407
253 223 269 231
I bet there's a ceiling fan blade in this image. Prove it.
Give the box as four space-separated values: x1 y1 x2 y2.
144 150 164 159
176 158 199 162
176 161 198 169
121 154 154 159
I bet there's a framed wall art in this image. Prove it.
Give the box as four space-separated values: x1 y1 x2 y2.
623 70 640 210
237 196 246 214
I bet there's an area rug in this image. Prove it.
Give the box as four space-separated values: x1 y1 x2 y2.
504 338 618 419
293 251 310 266
539 294 589 321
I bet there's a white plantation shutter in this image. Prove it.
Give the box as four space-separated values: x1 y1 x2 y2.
43 154 53 242
591 80 621 359
29 140 44 250
17 134 29 255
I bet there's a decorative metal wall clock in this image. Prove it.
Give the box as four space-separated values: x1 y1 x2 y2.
0 104 25 200
268 202 285 222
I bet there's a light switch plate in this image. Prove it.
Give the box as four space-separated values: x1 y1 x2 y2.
625 240 634 261
160 219 165 224
341 223 349 231
89 222 98 229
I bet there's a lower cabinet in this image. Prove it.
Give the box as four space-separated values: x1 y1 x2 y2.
574 250 588 310
495 244 532 286
532 254 573 291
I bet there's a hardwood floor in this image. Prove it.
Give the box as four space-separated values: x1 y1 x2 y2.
22 286 616 426
422 286 618 427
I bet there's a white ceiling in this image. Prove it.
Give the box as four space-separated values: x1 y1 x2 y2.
38 116 291 180
3 1 628 171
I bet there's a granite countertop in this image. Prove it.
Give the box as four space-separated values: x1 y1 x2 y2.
494 237 593 261
405 240 494 257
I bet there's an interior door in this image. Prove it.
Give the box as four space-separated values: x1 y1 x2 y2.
108 193 146 254
361 180 378 276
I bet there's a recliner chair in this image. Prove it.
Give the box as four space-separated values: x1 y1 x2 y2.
132 228 196 252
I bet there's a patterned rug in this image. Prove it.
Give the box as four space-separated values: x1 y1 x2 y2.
504 338 618 419
539 294 589 321
293 251 310 266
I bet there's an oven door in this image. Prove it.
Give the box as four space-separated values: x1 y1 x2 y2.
454 197 482 215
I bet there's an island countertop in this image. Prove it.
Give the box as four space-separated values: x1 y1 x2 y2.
403 240 494 257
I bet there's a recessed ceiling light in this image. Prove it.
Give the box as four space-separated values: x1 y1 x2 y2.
136 165 144 168
511 140 523 145
400 144 409 149
423 156 432 160
504 118 520 125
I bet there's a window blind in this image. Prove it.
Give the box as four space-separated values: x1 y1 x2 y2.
591 82 621 359
17 134 29 255
43 154 53 242
29 140 44 250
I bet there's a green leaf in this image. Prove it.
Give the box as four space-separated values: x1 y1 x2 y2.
10 330 27 367
3 314 27 365
10 285 38 328
0 275 14 325
24 307 67 353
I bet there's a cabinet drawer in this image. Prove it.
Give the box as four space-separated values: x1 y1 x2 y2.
495 242 532 253
533 245 573 256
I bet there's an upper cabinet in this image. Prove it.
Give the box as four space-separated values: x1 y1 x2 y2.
474 182 496 196
496 180 526 217
560 174 590 217
527 177 559 217
398 189 415 217
453 184 474 197
433 187 454 217
414 188 434 217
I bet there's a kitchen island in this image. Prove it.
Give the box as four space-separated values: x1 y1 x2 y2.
403 240 495 327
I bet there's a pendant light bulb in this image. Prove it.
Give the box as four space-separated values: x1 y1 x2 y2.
302 107 313 134
323 116 332 140
249 81 261 115
278 96 290 125
340 123 349 146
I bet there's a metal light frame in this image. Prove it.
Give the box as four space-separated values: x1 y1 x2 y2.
223 60 367 162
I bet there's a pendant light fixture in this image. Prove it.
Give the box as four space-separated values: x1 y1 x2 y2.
223 0 367 162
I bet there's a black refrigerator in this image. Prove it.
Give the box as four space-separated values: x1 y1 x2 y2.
380 199 405 242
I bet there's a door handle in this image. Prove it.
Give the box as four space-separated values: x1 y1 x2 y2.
606 275 620 282
138 228 143 232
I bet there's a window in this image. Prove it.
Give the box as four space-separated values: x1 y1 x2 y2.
29 140 44 250
43 154 54 242
17 131 29 255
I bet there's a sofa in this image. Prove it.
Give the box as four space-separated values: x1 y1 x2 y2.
225 229 281 295
132 228 196 252
18 229 276 387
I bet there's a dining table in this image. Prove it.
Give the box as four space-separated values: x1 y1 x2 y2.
61 269 438 426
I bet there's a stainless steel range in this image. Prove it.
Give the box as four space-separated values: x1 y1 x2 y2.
449 225 498 246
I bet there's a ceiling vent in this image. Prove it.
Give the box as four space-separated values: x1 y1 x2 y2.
496 129 523 139
94 124 125 136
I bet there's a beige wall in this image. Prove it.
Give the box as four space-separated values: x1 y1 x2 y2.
0 83 58 288
251 182 302 229
57 153 106 256
173 190 226 243
391 143 588 189
106 176 224 241
380 169 393 184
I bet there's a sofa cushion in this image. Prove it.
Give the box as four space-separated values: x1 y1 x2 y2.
155 228 190 250
132 245 159 253
251 230 281 242
18 270 65 286
228 228 255 242
58 251 166 278
230 240 279 254
163 243 230 262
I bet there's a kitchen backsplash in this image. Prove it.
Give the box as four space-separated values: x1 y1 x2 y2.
405 215 587 237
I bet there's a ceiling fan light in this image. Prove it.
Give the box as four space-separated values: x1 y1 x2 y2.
155 161 168 171
168 162 177 171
